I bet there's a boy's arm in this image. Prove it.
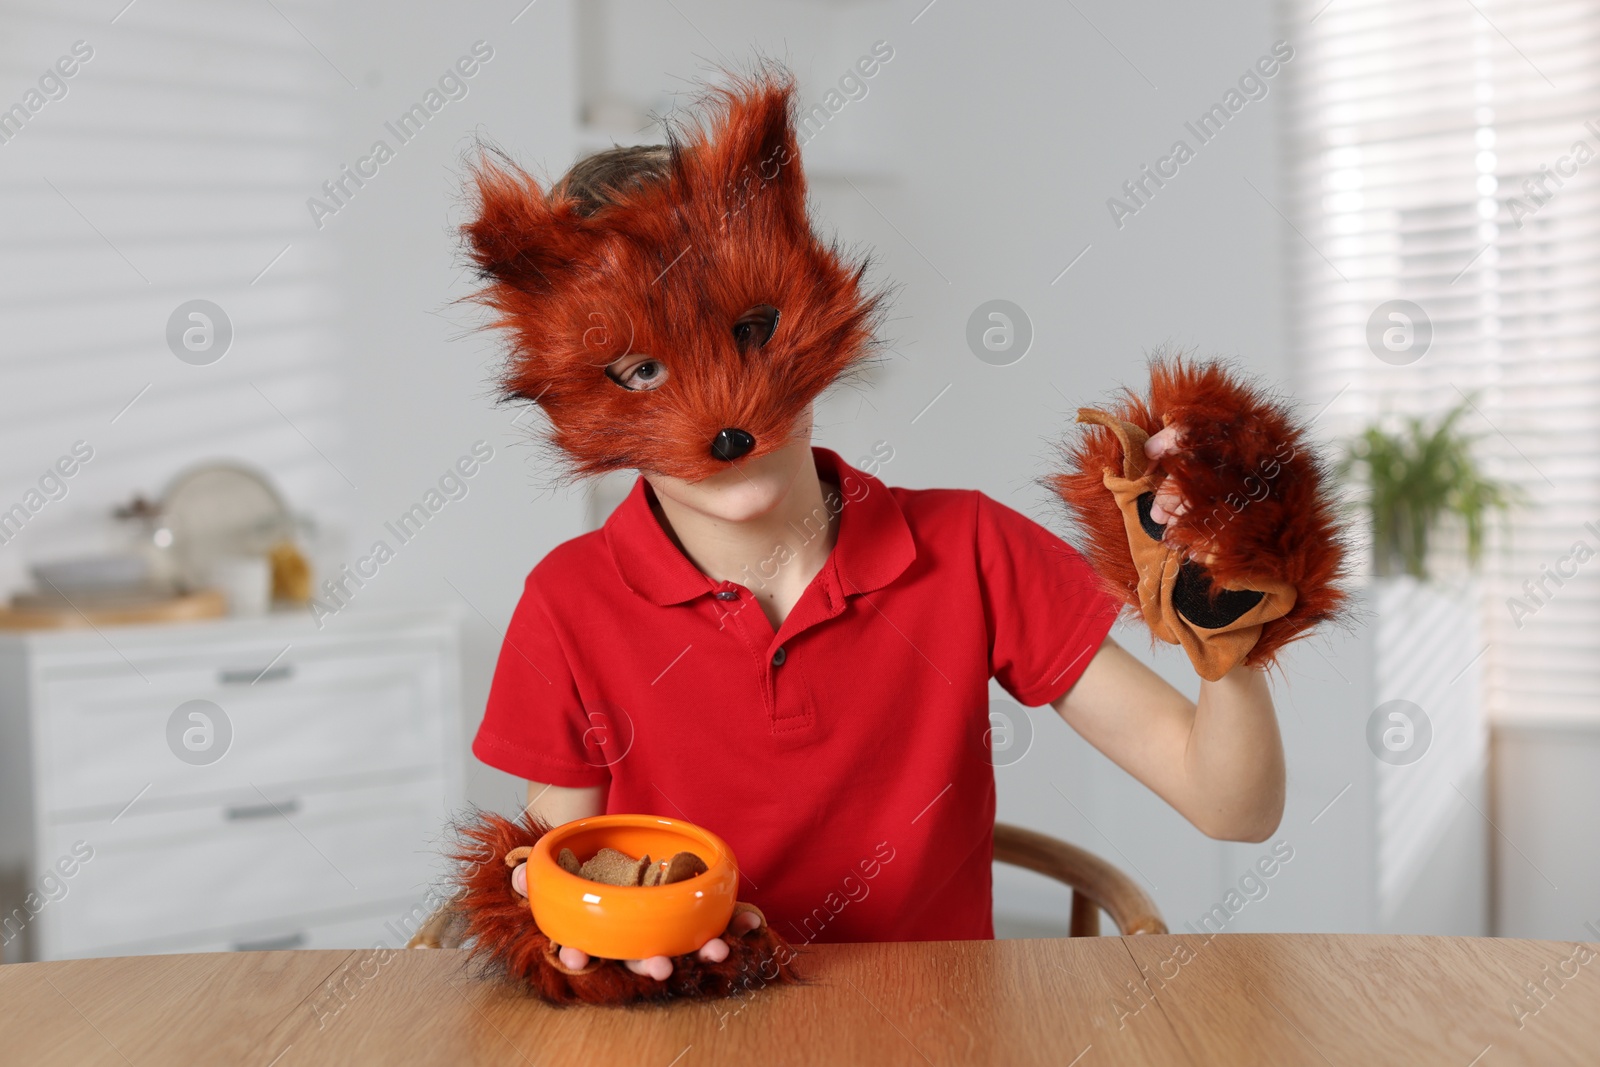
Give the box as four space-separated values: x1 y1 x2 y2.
1051 636 1285 843
525 780 605 825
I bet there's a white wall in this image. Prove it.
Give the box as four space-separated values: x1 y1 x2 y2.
316 0 580 818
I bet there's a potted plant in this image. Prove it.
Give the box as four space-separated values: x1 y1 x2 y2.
1340 398 1521 580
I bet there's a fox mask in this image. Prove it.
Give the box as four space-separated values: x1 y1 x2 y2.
463 71 884 482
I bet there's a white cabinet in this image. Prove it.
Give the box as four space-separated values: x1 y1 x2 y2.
0 607 463 962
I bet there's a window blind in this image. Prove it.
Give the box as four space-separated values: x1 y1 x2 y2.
0 0 348 591
1282 0 1600 726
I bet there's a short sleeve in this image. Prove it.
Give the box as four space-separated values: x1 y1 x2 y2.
975 492 1122 706
471 576 613 789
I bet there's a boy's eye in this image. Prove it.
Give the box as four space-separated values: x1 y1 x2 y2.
606 357 668 392
732 305 779 353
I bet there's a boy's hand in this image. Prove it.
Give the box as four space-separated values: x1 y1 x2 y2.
509 861 761 979
1144 425 1188 526
1144 425 1225 566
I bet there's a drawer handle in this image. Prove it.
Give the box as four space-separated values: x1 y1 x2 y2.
219 664 294 685
224 798 300 821
231 930 307 952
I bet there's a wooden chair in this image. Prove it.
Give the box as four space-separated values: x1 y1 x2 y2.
992 822 1166 936
407 821 1165 949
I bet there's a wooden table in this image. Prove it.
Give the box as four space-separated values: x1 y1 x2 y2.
4 934 1598 1065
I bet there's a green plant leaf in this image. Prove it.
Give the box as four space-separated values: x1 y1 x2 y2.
1340 395 1523 580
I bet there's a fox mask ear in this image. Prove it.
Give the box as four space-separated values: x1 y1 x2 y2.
461 75 804 296
461 156 588 297
682 74 807 234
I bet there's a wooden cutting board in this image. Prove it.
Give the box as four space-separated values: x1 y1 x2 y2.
0 588 228 630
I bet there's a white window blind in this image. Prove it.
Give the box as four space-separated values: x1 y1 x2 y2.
1283 0 1600 725
0 0 348 591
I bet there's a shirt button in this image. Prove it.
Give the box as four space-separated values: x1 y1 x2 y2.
713 590 738 601
771 647 787 667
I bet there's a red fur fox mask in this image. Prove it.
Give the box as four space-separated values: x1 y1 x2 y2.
462 70 884 482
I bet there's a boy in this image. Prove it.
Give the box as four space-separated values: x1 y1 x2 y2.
465 73 1332 982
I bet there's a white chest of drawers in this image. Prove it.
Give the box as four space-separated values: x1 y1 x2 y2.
0 606 463 962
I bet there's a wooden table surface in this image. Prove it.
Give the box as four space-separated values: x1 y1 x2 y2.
4 934 1598 1066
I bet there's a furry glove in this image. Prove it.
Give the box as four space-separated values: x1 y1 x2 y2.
1051 357 1346 679
434 811 800 1005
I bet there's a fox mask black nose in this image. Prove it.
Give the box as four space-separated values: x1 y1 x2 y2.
711 428 756 461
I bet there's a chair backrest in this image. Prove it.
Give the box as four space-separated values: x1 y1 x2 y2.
992 822 1167 936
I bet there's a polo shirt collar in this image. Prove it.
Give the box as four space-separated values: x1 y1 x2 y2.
603 446 915 606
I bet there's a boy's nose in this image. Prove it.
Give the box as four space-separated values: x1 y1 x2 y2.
711 428 755 461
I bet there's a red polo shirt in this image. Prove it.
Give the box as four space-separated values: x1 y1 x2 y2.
473 447 1119 945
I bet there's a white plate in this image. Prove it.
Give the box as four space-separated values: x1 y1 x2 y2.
159 462 292 590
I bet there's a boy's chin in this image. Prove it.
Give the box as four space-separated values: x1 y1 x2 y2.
647 445 810 524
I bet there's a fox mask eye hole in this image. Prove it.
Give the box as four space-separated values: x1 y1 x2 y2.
605 357 668 392
732 305 780 353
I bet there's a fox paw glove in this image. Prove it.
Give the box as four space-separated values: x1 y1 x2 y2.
444 811 800 1005
1050 356 1347 680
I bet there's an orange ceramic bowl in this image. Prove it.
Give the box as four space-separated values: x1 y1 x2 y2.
526 814 739 960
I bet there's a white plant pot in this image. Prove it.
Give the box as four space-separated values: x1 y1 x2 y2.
1369 575 1488 934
